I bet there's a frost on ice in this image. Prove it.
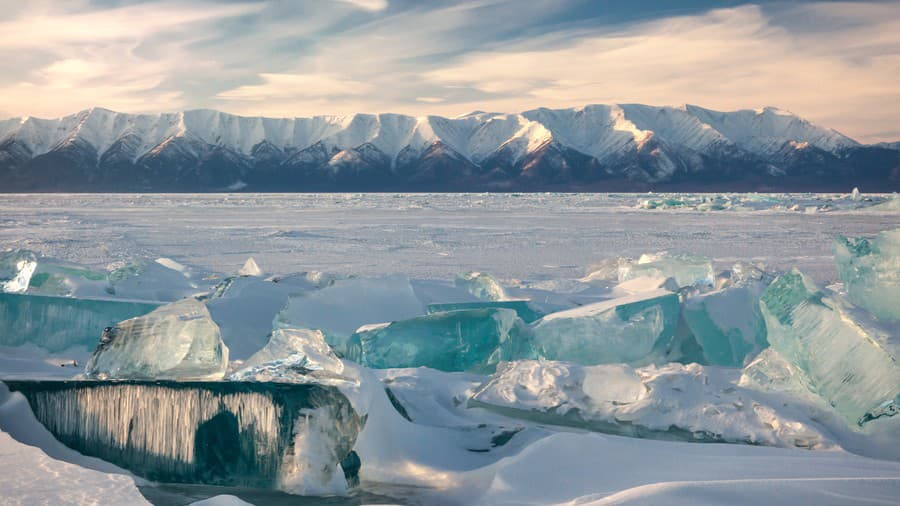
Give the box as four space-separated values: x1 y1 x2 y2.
346 308 535 372
833 228 900 322
84 298 229 380
759 268 899 425
531 289 680 366
469 359 829 448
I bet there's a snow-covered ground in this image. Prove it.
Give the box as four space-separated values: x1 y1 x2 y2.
0 192 898 505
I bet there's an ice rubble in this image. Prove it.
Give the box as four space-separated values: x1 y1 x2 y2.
84 298 229 380
759 268 899 425
346 308 535 373
833 228 900 322
470 359 831 448
531 289 680 366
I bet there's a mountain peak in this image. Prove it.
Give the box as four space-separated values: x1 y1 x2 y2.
0 103 891 192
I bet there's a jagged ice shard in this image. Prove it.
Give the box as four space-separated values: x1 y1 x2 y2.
455 272 509 301
531 290 680 366
275 275 425 355
0 250 37 293
3 380 364 494
682 269 770 367
230 328 346 383
618 253 715 288
346 308 535 373
759 269 899 425
84 298 228 380
833 228 900 322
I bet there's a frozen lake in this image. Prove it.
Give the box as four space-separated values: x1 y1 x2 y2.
0 193 896 283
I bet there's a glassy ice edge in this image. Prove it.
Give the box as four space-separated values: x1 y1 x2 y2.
0 192 898 506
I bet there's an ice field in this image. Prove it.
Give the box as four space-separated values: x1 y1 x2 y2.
0 192 898 505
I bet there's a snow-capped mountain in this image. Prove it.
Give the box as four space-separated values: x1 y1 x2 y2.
1 104 897 191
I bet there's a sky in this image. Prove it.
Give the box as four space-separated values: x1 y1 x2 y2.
0 0 898 142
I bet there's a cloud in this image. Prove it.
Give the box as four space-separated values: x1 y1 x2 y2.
336 0 389 12
217 73 374 101
421 3 900 142
1 1 898 142
0 1 264 116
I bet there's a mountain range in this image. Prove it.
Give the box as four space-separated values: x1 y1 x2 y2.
1 104 898 192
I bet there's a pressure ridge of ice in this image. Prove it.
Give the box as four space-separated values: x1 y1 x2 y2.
2 228 898 487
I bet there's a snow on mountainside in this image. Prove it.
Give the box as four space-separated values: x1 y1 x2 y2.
0 104 894 192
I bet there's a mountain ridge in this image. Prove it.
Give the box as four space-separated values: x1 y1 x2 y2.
1 104 897 192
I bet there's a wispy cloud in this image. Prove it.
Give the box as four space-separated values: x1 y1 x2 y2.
0 1 897 142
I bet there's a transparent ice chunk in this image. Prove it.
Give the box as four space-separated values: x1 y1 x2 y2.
530 290 680 366
427 300 543 323
682 280 769 367
231 328 345 383
238 257 263 277
455 272 508 301
275 275 425 355
0 292 160 352
346 308 535 373
0 249 37 293
618 252 714 288
759 268 899 425
84 298 229 380
833 228 900 322
107 258 204 302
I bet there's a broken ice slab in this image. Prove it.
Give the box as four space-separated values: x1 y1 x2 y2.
682 281 769 367
531 290 680 366
0 292 160 352
84 298 229 381
455 272 508 301
275 275 425 354
618 252 715 288
427 300 544 324
345 308 536 373
833 228 900 322
759 268 900 425
0 249 37 293
107 258 206 302
469 360 830 448
230 328 345 383
205 275 325 360
3 379 364 493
